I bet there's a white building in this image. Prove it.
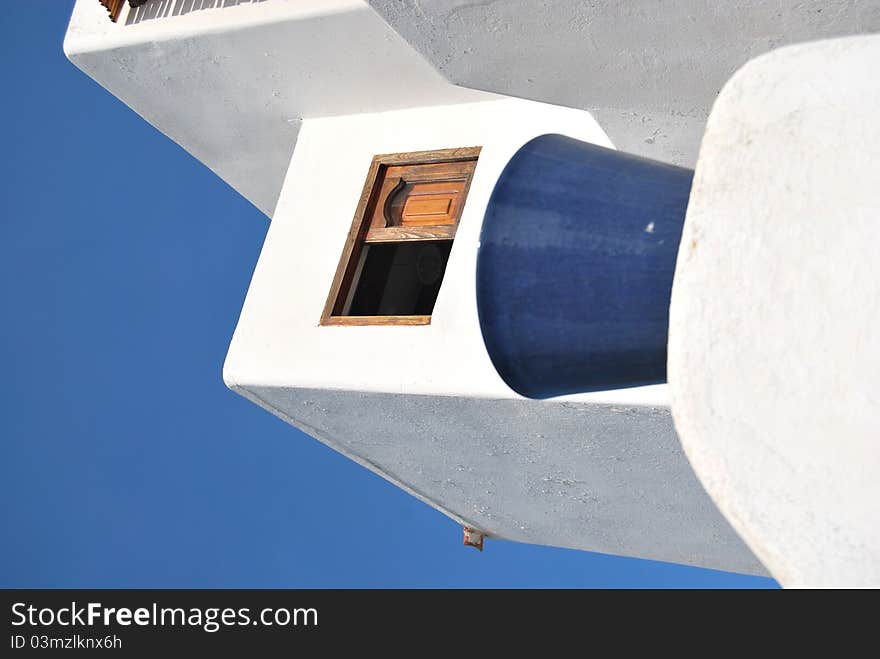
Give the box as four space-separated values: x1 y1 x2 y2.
65 0 880 586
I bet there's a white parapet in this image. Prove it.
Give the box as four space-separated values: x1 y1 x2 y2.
669 35 880 587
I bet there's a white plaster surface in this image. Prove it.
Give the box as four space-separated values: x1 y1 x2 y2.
668 36 880 587
234 386 766 575
67 1 880 216
223 96 667 406
64 0 488 216
368 0 880 168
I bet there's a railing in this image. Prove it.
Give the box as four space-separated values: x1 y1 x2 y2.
99 0 269 25
99 0 149 23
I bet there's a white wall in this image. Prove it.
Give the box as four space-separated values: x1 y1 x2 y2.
64 0 487 216
369 0 880 169
669 35 880 587
224 96 669 405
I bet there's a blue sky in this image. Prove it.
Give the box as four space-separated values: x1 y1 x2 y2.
0 2 776 588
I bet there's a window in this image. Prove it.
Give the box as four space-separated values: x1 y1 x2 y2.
321 147 480 326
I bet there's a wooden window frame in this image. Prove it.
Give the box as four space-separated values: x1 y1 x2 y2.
320 147 481 327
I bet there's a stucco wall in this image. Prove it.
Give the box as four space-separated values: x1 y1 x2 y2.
64 0 487 216
669 35 880 587
223 96 668 406
369 0 880 168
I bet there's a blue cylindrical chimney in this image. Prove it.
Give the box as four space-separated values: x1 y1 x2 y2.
477 134 693 399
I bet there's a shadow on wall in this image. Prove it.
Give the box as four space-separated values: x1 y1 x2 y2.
126 0 268 25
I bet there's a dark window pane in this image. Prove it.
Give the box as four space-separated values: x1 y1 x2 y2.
348 241 452 316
